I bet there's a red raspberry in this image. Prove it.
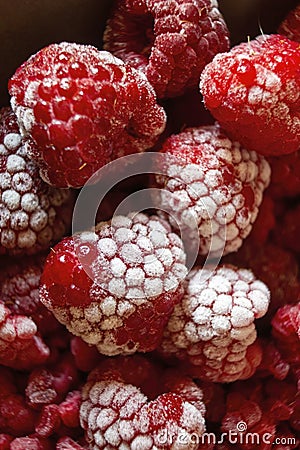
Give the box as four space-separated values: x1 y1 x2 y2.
268 150 300 198
8 42 166 188
0 108 75 254
40 212 187 355
9 436 53 450
0 256 60 335
159 265 270 382
200 35 300 156
153 124 271 258
272 302 300 367
0 367 37 436
221 391 276 449
257 339 290 381
225 242 300 323
278 5 300 42
58 391 81 429
35 404 61 438
80 359 206 449
103 0 230 98
26 355 79 409
0 300 50 370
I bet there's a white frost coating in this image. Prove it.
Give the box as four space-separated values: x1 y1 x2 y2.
154 125 271 258
3 133 22 151
48 213 187 356
160 264 270 382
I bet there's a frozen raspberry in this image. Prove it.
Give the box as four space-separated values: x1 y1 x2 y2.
0 300 50 370
80 362 206 449
26 354 79 409
0 108 75 255
103 0 230 98
268 150 300 198
40 212 187 355
58 391 81 429
278 5 300 42
274 203 300 254
272 302 300 367
257 339 290 380
196 380 226 423
221 392 276 449
225 242 300 322
159 265 270 382
0 256 60 335
0 394 37 436
8 43 166 188
152 124 271 258
35 404 61 438
200 34 300 156
9 436 53 450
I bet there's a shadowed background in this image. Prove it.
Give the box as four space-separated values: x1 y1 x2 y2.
0 0 298 106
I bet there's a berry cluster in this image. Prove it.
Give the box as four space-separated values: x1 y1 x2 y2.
0 0 299 449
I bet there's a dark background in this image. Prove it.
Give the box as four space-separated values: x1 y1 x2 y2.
0 0 298 106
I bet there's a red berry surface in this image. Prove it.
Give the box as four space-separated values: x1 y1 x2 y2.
103 0 230 98
0 107 75 254
200 34 300 156
159 264 270 382
40 212 187 355
9 42 166 188
278 5 300 42
153 124 271 258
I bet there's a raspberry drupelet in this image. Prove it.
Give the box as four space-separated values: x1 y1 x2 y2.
8 42 166 188
200 34 300 156
153 124 271 258
0 107 75 255
80 356 206 449
40 212 188 355
103 0 230 98
159 265 270 383
278 5 300 43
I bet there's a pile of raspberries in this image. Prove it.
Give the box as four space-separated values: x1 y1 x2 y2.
0 1 300 449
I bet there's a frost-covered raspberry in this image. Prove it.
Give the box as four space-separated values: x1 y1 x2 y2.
159 265 270 382
8 42 166 188
0 108 74 255
272 302 300 367
103 0 230 98
200 34 300 156
80 357 206 449
40 212 187 355
0 300 50 370
278 5 300 42
0 256 60 335
153 125 271 258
